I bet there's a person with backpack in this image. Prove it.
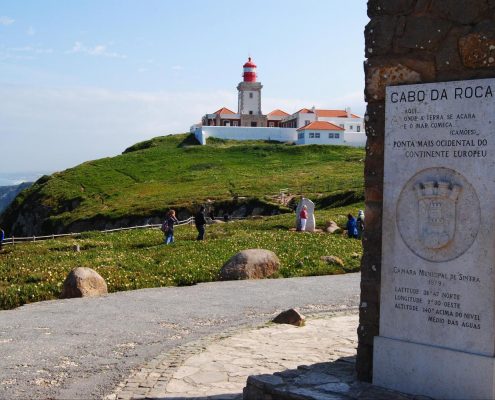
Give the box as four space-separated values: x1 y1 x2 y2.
346 213 359 239
194 206 207 241
162 210 179 245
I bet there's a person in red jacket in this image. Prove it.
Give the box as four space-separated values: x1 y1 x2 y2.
299 205 308 231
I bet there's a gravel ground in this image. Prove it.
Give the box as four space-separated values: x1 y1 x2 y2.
0 273 360 400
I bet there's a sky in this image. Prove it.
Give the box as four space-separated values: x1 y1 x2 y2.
0 0 369 184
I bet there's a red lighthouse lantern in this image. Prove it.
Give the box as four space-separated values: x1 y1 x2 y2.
242 57 257 82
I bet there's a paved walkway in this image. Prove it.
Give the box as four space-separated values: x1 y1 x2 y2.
109 312 359 400
109 313 418 400
0 274 360 399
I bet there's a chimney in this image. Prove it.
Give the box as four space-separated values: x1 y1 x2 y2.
345 107 352 118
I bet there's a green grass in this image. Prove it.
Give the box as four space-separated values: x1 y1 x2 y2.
3 134 364 232
0 204 363 310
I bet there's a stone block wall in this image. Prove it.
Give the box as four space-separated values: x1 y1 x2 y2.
358 0 495 381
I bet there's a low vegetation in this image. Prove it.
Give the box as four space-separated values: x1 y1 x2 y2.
0 204 363 310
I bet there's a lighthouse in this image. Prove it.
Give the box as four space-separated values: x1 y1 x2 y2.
237 57 267 127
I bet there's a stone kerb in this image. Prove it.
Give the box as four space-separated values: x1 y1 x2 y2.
295 198 316 232
358 0 495 385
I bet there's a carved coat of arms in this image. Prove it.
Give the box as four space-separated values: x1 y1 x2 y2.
414 181 461 249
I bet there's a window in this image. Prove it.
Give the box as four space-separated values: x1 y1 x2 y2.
357 126 361 132
249 111 253 115
305 120 310 126
335 133 340 138
329 133 334 138
269 122 275 127
224 121 230 126
251 122 257 127
298 132 304 139
233 121 238 126
309 132 315 138
249 92 253 98
350 125 353 130
315 133 320 138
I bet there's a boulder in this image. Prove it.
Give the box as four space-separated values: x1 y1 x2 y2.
272 308 305 327
220 249 280 280
325 220 340 234
321 256 345 268
60 267 108 299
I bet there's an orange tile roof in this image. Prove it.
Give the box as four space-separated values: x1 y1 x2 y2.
213 107 236 114
297 121 345 131
315 109 361 118
296 108 314 113
267 109 289 117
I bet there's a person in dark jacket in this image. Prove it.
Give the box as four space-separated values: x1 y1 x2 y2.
164 210 179 245
0 228 4 251
195 206 207 240
346 214 358 239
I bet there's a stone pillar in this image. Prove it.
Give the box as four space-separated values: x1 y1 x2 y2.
357 0 495 382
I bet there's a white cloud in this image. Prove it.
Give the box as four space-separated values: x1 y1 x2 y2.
171 65 183 71
68 41 127 59
27 26 36 36
0 84 234 172
10 46 53 54
0 16 14 26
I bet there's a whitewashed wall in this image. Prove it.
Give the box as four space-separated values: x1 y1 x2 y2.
194 126 366 147
195 126 297 145
296 130 345 145
343 131 367 147
319 116 365 133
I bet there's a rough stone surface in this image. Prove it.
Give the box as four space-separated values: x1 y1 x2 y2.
324 220 340 234
365 64 422 101
321 256 345 268
272 309 305 327
60 267 107 298
459 32 495 68
360 0 495 385
220 249 280 280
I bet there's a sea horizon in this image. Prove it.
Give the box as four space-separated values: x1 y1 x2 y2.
0 171 52 187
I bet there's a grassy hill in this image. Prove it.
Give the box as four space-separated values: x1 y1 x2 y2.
0 134 364 235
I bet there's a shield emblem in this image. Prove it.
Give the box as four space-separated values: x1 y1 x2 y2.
415 181 461 249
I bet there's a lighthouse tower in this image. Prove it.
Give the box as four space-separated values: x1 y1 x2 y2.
237 57 267 127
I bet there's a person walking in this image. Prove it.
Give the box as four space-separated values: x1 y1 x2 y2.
299 205 308 232
194 206 207 241
346 213 359 239
162 210 179 245
357 209 365 238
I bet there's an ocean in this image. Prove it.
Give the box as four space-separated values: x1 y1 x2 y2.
0 171 52 187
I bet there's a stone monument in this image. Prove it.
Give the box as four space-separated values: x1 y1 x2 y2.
295 198 315 232
373 78 495 399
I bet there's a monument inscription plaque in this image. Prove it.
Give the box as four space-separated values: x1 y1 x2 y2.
373 78 495 399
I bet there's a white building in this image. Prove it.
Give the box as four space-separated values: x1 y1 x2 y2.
194 57 366 147
296 121 345 145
